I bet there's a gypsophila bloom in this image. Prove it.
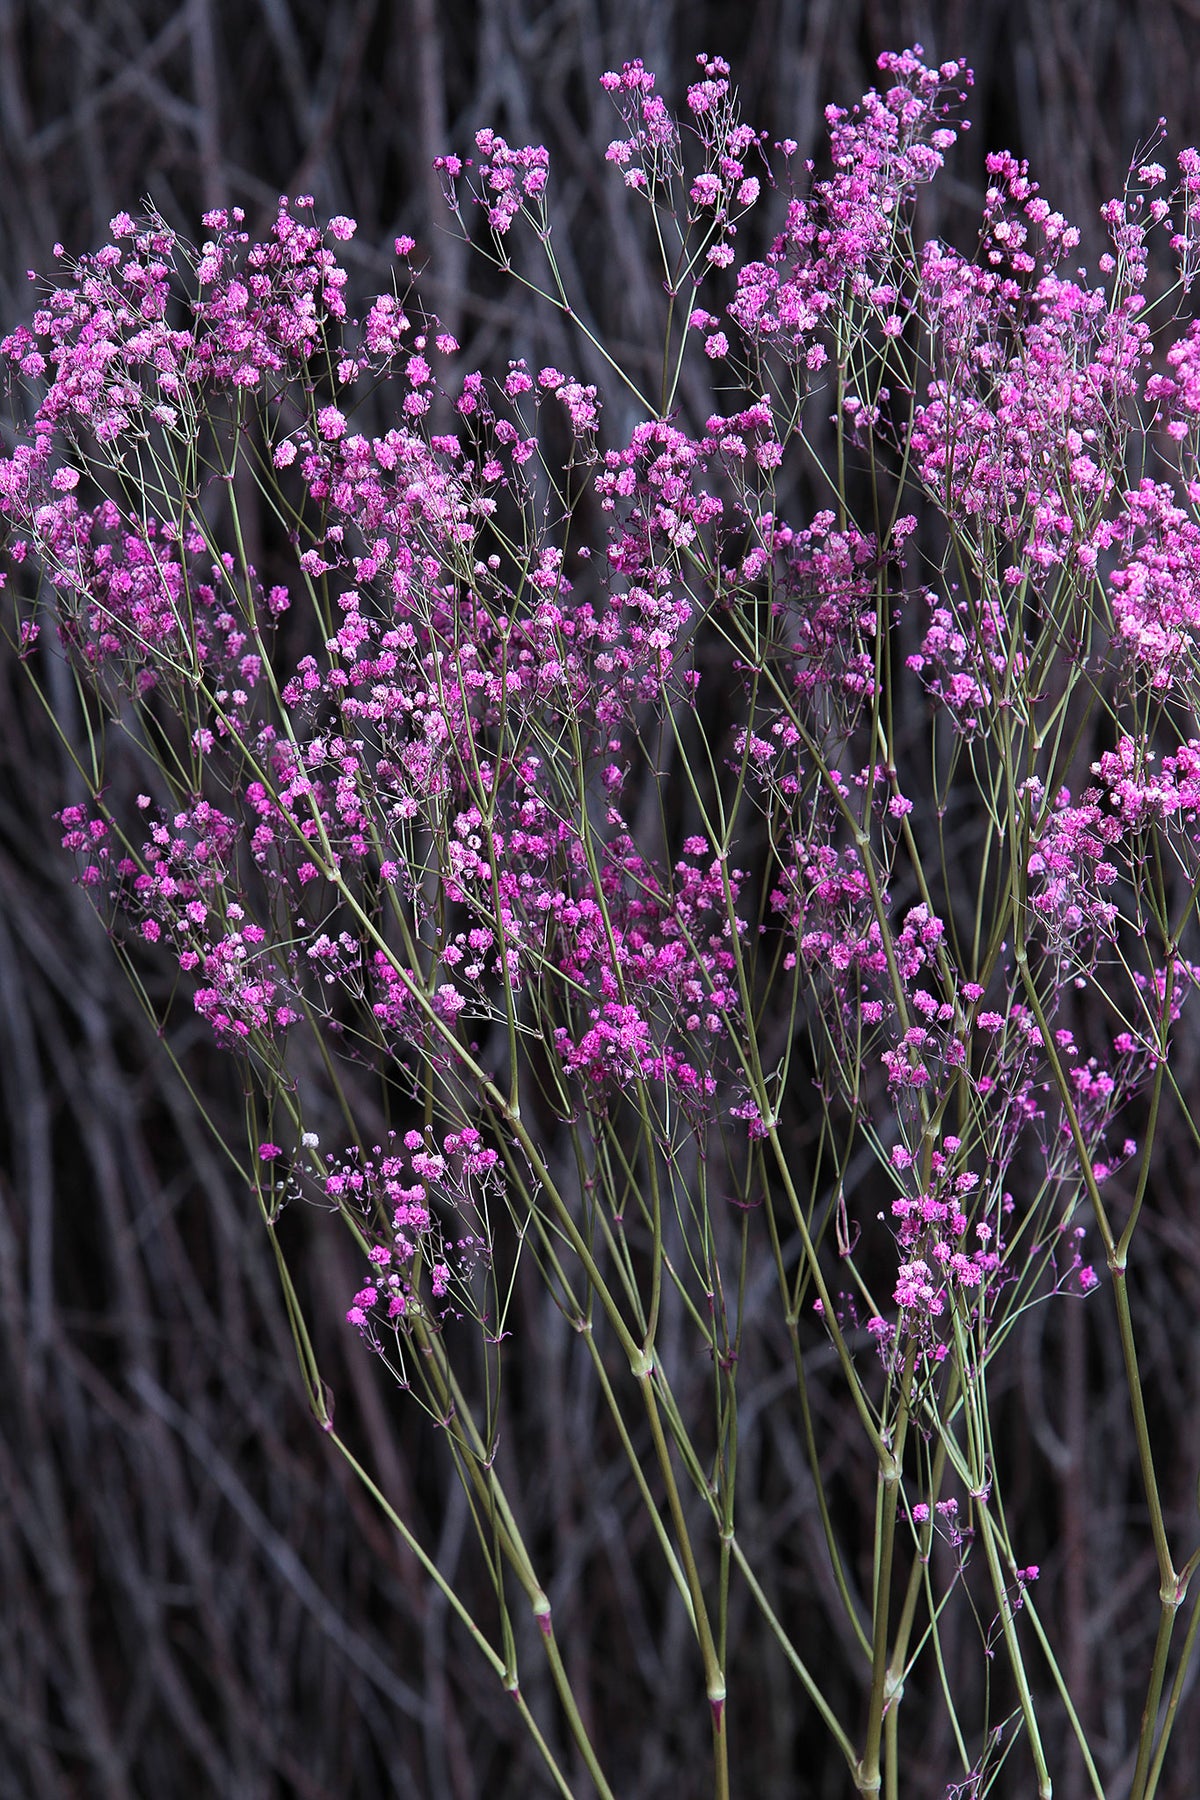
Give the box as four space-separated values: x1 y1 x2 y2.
8 50 1198 1794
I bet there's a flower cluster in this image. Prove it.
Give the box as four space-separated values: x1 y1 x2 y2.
1108 479 1200 692
0 200 370 461
727 50 969 366
601 57 686 190
336 1128 498 1343
12 67 1200 1784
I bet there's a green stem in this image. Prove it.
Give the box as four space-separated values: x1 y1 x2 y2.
723 1535 859 1774
327 1432 581 1800
1130 1599 1180 1800
1108 1264 1175 1593
857 1340 917 1797
637 1364 728 1800
1142 1573 1200 1800
974 1496 1051 1798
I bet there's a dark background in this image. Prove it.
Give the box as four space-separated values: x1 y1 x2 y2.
3 3 1200 1797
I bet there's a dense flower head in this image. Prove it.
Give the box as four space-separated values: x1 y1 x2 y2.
771 511 889 708
906 587 1021 736
13 45 1200 1530
727 49 970 364
1108 479 1200 691
601 58 683 189
470 129 551 235
0 200 377 460
23 499 287 714
337 1129 498 1340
